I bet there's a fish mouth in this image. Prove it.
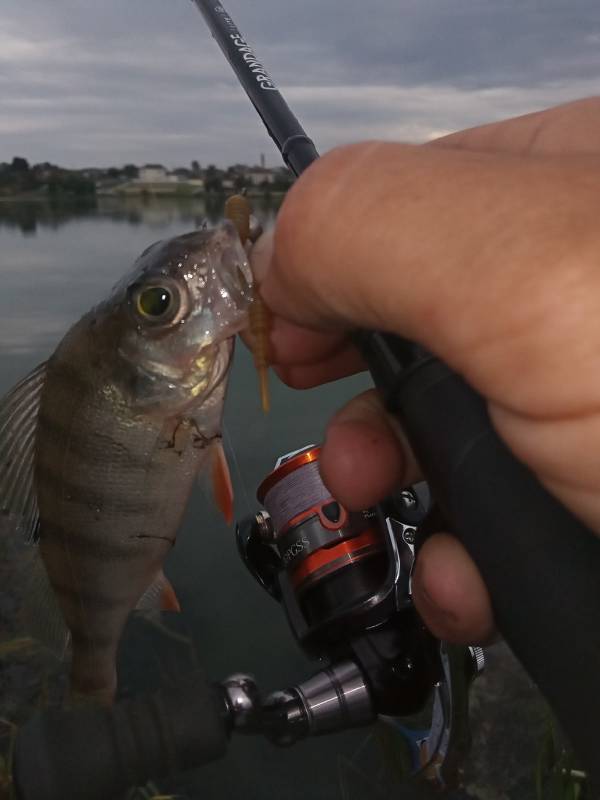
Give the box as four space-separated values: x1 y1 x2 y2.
134 342 218 386
136 357 186 382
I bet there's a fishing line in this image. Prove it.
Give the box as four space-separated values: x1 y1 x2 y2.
222 423 253 516
260 458 330 533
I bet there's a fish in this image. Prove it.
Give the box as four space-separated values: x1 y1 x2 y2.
0 221 253 705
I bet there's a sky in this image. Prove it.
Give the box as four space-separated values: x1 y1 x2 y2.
1 0 599 169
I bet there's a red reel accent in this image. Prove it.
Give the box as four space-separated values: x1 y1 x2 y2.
291 527 382 589
281 500 349 536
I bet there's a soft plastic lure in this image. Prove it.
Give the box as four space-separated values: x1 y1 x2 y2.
224 194 271 413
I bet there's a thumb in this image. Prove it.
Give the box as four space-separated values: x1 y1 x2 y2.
256 142 600 420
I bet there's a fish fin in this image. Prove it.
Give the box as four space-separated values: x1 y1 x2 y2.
0 361 46 544
136 575 163 611
211 439 234 524
136 571 181 613
21 553 71 660
160 580 181 612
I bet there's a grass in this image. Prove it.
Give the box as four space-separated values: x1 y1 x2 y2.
127 782 187 800
535 718 588 800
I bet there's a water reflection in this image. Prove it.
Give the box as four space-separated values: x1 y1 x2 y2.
0 195 281 237
0 198 99 236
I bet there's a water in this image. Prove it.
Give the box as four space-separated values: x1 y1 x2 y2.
0 197 389 799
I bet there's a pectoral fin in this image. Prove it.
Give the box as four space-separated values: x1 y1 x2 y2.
211 440 234 524
159 579 181 612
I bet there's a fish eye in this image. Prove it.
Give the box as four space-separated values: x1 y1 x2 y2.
132 283 185 325
137 286 173 318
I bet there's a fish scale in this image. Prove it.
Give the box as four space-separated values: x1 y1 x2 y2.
36 318 223 701
0 222 252 704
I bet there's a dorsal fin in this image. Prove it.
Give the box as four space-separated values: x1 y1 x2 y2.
0 362 46 543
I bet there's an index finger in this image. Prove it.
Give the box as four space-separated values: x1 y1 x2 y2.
253 140 600 419
247 230 366 386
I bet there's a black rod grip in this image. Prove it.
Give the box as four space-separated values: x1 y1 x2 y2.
13 671 228 800
384 351 600 785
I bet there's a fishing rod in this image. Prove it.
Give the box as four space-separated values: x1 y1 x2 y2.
192 0 600 786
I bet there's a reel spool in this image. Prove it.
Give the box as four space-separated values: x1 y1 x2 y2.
257 446 388 627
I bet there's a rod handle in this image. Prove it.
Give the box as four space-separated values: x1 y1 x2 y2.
361 332 600 786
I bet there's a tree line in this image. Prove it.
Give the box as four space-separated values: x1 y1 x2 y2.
0 157 293 198
0 157 95 198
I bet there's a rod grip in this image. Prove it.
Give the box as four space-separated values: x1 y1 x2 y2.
13 671 228 800
386 353 600 785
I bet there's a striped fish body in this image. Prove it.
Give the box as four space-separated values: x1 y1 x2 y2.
0 223 252 704
36 320 221 701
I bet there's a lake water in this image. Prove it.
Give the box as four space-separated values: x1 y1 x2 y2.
0 197 391 799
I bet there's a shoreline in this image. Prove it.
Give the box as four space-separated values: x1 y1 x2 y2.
0 189 287 203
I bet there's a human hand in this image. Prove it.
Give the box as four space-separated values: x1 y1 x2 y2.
249 97 600 645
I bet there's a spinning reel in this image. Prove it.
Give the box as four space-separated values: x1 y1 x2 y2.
232 445 484 784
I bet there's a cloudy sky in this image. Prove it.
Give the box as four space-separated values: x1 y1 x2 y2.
2 0 599 169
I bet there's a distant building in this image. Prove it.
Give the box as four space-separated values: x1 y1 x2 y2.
245 167 275 186
171 167 192 181
138 164 169 182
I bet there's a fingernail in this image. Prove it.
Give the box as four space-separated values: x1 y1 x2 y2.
250 228 275 284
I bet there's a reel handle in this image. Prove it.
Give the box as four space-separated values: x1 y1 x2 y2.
359 331 600 786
